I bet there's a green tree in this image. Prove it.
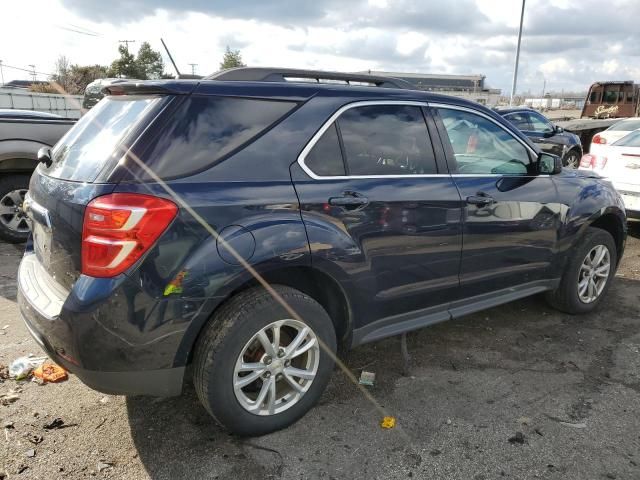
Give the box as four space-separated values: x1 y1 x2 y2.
48 55 109 94
109 45 141 78
136 42 165 79
219 46 246 70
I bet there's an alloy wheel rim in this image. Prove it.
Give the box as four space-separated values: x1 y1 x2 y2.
578 244 610 303
565 153 579 169
0 189 29 233
233 319 320 416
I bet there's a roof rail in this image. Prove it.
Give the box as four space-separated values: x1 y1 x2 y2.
204 67 413 90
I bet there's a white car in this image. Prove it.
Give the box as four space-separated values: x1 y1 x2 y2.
590 117 640 156
580 130 640 219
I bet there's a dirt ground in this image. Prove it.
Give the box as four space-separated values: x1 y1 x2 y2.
1 224 639 480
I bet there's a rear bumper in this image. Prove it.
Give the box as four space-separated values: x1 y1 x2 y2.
19 309 184 396
18 252 187 396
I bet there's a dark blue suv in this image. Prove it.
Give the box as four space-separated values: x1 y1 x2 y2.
18 68 627 436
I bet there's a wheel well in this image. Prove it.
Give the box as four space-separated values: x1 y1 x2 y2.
254 267 352 349
590 214 624 264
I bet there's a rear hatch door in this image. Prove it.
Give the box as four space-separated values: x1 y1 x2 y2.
27 94 168 290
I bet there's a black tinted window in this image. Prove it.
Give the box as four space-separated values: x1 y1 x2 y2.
305 124 345 176
504 113 530 130
337 105 437 176
132 96 296 179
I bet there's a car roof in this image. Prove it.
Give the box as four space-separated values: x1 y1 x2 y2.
493 107 537 115
0 109 63 119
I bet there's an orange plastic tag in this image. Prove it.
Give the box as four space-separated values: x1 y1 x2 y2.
33 363 68 383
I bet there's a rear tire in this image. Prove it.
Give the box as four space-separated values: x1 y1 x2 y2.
193 285 336 436
546 227 617 314
0 174 31 243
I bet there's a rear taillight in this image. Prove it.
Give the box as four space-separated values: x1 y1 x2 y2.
82 193 178 277
579 154 608 170
592 134 606 145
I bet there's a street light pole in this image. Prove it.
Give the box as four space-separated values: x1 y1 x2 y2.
0 60 4 86
509 0 526 106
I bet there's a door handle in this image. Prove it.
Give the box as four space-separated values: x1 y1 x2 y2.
328 192 369 210
466 193 494 207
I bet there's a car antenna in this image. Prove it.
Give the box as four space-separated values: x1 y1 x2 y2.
160 38 181 78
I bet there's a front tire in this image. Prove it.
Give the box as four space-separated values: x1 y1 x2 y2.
562 150 581 169
193 285 336 436
546 227 617 314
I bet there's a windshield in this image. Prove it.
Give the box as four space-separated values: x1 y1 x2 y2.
608 119 640 131
44 95 162 182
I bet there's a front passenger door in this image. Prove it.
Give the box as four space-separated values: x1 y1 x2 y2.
432 105 561 304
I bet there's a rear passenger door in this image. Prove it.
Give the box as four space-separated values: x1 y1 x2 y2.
291 101 462 328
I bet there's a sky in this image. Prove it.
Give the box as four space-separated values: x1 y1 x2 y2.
1 0 639 95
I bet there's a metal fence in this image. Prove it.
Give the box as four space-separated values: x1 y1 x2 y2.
0 88 83 118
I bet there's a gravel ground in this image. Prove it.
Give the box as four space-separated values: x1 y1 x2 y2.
1 224 639 480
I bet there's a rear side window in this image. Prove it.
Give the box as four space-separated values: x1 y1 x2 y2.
609 119 640 131
337 105 437 176
45 96 161 182
613 131 640 147
129 96 296 180
305 124 346 176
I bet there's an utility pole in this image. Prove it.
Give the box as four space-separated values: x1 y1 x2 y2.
28 64 36 82
509 0 526 106
189 63 198 75
0 60 4 86
119 39 136 51
542 77 546 97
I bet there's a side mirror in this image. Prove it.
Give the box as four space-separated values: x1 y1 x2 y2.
538 152 562 175
554 125 564 134
37 147 53 168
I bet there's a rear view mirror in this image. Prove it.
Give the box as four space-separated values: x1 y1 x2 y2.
538 152 562 175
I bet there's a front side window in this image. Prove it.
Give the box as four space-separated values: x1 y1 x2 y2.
438 108 532 175
337 105 437 176
504 113 530 131
525 112 553 134
589 91 601 103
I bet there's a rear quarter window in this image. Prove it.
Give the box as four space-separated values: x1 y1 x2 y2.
125 96 297 180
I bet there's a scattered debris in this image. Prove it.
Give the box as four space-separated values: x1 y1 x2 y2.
559 421 587 429
0 389 21 405
97 462 113 472
43 418 76 430
9 356 46 380
28 435 43 445
508 432 525 445
16 465 28 474
446 418 452 425
429 449 442 456
359 371 375 386
95 418 107 430
517 416 531 425
534 428 544 436
380 416 396 429
25 449 35 458
99 396 110 404
33 363 68 383
3 421 14 429
0 365 8 380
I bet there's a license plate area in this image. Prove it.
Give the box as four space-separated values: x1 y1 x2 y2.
24 194 53 268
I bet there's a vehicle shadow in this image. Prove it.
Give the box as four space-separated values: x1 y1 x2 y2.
628 220 640 239
0 242 23 301
126 386 284 479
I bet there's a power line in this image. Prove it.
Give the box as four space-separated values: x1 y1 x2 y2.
0 63 53 77
56 25 101 37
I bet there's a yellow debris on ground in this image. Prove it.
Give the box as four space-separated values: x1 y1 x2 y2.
380 416 396 429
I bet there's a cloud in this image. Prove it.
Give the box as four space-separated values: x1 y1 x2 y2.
3 0 639 94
